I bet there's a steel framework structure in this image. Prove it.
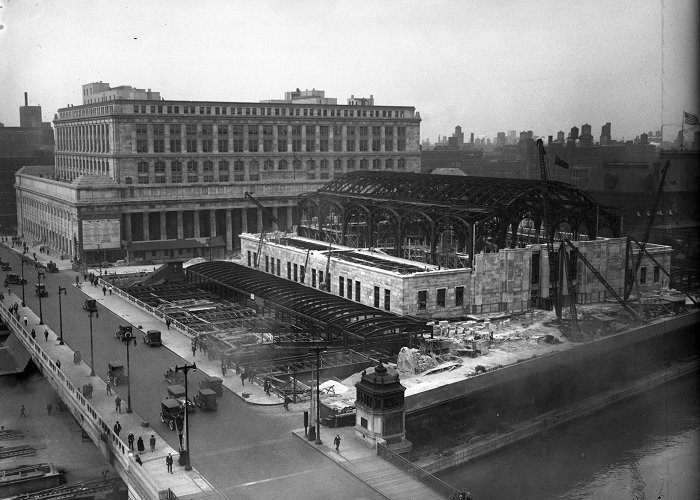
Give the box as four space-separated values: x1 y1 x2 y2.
297 171 619 268
186 262 430 352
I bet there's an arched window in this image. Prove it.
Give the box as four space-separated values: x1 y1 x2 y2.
279 159 288 170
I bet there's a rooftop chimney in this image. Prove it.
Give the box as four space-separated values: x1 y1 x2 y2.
24 92 28 107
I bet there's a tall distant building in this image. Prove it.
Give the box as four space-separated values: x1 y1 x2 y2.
496 132 506 146
580 123 593 147
600 122 611 145
557 131 565 143
15 83 421 262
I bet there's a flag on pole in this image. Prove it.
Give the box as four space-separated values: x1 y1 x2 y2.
683 111 699 126
554 155 569 169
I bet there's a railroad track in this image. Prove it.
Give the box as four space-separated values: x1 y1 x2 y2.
0 429 24 440
0 444 36 460
9 477 124 499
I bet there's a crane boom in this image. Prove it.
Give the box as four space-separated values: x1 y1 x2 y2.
563 239 641 319
245 191 281 269
624 161 670 300
537 139 562 319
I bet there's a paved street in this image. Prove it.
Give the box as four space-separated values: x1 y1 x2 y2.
1 244 385 499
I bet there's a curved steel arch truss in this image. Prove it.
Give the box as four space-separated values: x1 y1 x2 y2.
298 171 619 267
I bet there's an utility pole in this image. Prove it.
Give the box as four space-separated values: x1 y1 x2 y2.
175 362 197 470
57 286 66 344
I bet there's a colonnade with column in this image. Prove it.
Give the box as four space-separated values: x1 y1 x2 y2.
16 193 76 258
122 205 295 251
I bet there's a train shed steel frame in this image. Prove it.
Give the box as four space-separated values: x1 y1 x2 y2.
186 262 430 352
297 171 619 267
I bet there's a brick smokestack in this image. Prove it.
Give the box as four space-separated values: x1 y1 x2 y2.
24 92 28 107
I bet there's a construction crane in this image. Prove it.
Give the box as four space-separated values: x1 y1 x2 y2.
244 192 281 269
559 240 581 335
536 139 563 319
624 161 671 301
562 239 642 320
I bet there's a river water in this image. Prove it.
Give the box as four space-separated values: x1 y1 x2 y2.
436 372 699 499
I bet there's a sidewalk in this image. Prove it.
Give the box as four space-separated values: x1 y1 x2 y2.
292 426 444 500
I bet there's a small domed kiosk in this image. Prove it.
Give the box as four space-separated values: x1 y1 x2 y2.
354 360 411 451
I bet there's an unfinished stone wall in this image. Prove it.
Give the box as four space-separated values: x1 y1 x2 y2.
471 248 532 315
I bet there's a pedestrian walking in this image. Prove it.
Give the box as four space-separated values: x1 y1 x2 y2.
106 380 112 395
137 436 145 453
149 434 156 452
46 402 52 415
20 404 26 420
334 434 341 452
113 420 122 437
135 454 143 466
44 330 49 342
108 286 113 295
240 371 246 386
55 359 61 369
191 341 196 357
127 432 135 451
197 336 203 352
283 396 290 410
221 359 227 377
102 285 107 296
31 329 36 340
166 453 173 473
23 315 27 326
165 318 171 330
115 395 122 413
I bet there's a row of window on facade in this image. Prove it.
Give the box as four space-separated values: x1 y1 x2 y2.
129 157 407 184
134 124 408 154
132 247 208 261
248 251 385 309
56 124 110 152
132 104 408 119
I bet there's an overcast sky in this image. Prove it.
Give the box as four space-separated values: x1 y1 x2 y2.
0 0 697 142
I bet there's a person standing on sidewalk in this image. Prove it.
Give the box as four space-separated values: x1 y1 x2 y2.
166 453 173 473
113 420 122 437
115 395 122 413
334 434 341 452
31 329 36 340
102 285 107 296
23 315 27 326
44 330 49 342
127 432 135 451
106 380 112 395
46 402 52 415
137 436 145 453
149 434 156 452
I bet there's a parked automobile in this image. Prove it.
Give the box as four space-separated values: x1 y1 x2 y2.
160 399 184 431
144 329 162 347
4 273 27 286
46 261 59 273
194 388 218 411
108 361 128 386
115 325 133 341
83 299 98 313
167 384 196 413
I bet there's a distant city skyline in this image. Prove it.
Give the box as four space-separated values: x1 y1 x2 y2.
0 0 697 142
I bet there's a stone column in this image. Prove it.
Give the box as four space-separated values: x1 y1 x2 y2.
272 207 279 231
160 212 167 240
124 213 132 243
177 211 184 240
142 212 150 241
287 206 293 229
241 207 248 233
194 210 200 238
380 125 386 152
210 209 217 237
225 209 233 251
256 207 263 234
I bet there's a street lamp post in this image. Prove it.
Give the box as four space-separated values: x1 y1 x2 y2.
20 259 28 307
37 271 45 325
57 286 67 345
309 345 326 445
87 308 97 376
175 362 197 470
123 333 136 414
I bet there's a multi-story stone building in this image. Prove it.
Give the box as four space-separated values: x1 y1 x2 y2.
15 83 421 264
0 93 54 234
